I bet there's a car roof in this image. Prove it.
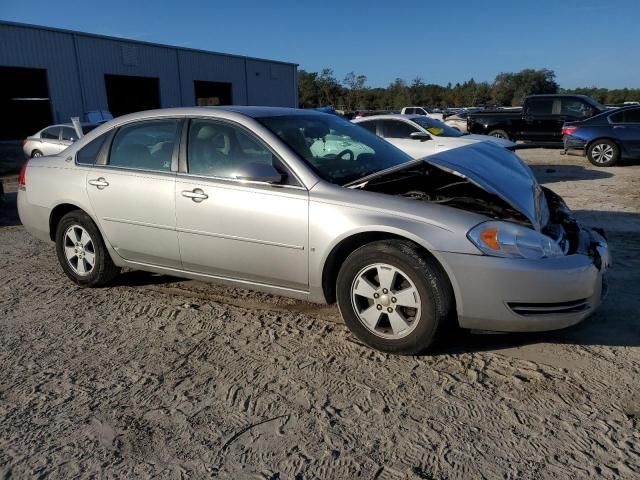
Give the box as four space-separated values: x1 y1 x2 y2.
353 114 425 122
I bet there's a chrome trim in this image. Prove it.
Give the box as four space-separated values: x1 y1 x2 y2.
176 172 307 191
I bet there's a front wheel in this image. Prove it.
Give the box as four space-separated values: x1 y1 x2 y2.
587 139 619 167
55 210 120 287
336 240 454 355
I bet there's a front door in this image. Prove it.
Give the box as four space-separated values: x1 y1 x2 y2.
175 118 309 289
86 118 182 267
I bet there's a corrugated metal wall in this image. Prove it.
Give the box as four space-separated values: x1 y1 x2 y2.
0 21 297 126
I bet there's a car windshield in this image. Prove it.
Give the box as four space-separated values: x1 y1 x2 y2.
257 114 414 185
411 116 463 137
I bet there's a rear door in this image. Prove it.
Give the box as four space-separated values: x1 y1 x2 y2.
522 98 558 141
175 118 309 289
611 108 640 157
85 118 182 267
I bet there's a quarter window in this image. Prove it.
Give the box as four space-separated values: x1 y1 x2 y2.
109 120 179 171
76 133 109 165
382 120 419 139
41 127 60 140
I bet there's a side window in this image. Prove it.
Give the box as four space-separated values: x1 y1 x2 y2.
623 108 640 123
109 120 179 172
561 99 592 118
76 133 109 165
404 108 414 114
187 119 293 183
382 120 419 139
61 127 78 141
358 120 379 135
527 99 554 115
41 127 61 140
609 111 625 124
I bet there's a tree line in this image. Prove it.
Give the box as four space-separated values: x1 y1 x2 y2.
298 68 640 110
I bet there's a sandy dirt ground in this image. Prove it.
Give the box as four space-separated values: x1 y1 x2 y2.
0 149 639 479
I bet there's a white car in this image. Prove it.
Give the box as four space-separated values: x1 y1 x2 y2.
22 123 99 158
353 114 516 159
444 114 469 133
400 107 444 122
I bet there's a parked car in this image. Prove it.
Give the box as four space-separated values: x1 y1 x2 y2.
444 112 470 133
352 114 515 158
563 105 640 166
401 107 444 121
467 95 608 143
353 109 395 119
22 123 99 158
18 107 609 354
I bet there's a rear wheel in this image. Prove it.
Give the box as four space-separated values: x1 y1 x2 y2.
587 139 619 167
336 240 453 355
31 150 43 158
487 129 510 140
55 210 120 287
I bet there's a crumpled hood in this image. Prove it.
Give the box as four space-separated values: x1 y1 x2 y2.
422 142 548 229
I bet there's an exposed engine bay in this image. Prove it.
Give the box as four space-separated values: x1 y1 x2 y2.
356 163 607 264
357 164 531 224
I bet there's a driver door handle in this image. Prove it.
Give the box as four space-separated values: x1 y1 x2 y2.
88 177 109 189
182 188 209 202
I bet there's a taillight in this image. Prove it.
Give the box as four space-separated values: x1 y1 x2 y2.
562 126 578 136
21 139 27 146
18 161 28 186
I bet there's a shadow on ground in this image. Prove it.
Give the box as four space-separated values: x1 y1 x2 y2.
530 164 614 183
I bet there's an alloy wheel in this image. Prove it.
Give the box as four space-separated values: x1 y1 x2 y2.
63 225 95 276
350 263 421 339
591 143 614 164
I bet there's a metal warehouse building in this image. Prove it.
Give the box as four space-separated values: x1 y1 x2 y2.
0 21 298 139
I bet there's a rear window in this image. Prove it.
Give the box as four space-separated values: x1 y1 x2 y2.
108 120 180 172
358 120 379 134
41 127 60 140
527 99 554 115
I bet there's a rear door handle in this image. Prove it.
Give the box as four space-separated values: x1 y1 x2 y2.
88 177 109 189
181 188 208 202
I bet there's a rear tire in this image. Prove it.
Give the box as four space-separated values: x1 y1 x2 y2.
487 129 510 140
31 150 43 158
55 210 120 287
587 139 619 167
336 240 454 355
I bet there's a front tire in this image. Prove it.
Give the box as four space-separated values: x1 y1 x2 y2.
55 210 120 287
587 139 619 167
336 240 454 355
487 129 510 140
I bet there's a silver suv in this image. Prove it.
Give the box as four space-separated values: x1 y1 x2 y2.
17 107 610 354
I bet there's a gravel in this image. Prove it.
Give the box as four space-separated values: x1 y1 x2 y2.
1 149 639 479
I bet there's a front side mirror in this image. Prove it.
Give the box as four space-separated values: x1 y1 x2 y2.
234 162 284 184
410 131 430 141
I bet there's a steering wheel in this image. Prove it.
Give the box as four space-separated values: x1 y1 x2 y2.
335 149 355 161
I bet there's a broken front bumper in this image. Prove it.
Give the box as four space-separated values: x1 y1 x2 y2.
438 227 610 333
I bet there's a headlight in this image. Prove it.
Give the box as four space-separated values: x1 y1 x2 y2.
467 221 563 259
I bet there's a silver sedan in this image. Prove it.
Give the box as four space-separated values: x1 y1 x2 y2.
17 107 610 354
22 123 98 158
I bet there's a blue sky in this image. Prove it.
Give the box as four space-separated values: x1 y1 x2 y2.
2 0 638 89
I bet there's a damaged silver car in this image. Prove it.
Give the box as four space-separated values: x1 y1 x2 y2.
18 107 610 354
